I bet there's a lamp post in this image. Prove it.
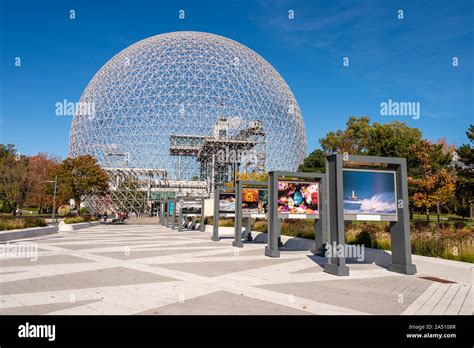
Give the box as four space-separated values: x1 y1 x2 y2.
46 176 58 223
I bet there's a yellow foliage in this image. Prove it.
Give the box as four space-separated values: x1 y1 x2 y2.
224 172 268 187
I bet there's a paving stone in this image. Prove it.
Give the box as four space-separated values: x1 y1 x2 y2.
93 248 215 260
0 267 178 295
0 299 102 315
136 290 310 315
1 223 468 315
151 258 300 277
0 254 93 267
257 276 432 314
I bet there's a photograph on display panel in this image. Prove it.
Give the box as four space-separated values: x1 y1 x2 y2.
181 201 202 215
277 182 319 217
219 192 236 214
242 189 268 216
343 169 397 217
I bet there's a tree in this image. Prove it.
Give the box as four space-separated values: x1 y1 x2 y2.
25 153 60 213
319 116 371 155
306 116 455 217
319 117 425 176
0 144 29 214
53 155 109 213
298 149 326 173
226 171 268 187
368 121 423 171
408 140 456 221
453 124 473 217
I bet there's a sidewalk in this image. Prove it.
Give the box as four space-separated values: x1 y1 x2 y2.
0 223 471 315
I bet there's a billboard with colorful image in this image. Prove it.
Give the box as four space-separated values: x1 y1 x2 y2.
242 189 268 216
219 192 235 214
277 182 319 217
343 169 397 218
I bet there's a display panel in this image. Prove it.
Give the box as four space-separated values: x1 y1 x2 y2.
343 169 397 219
181 201 202 214
277 181 319 218
219 192 235 214
242 189 268 217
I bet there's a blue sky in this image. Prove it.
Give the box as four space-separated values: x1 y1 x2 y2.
0 0 473 159
343 169 395 199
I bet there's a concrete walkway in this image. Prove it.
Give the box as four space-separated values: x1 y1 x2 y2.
0 224 471 315
126 217 161 225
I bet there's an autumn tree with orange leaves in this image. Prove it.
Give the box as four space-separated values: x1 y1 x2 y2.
25 153 60 213
408 140 455 222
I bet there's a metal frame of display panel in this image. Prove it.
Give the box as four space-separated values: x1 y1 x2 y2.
156 200 166 226
212 185 236 241
264 171 327 258
164 199 175 227
177 197 206 232
169 198 177 230
232 180 268 248
325 154 416 276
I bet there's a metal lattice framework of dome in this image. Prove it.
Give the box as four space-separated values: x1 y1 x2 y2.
69 31 307 214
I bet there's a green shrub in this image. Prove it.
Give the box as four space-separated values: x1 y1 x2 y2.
0 220 23 231
346 221 473 262
0 200 12 213
0 217 47 230
204 217 234 227
64 216 95 224
280 219 314 239
349 223 390 249
79 207 90 215
414 237 448 257
219 218 235 227
252 219 267 232
353 230 374 248
23 218 47 228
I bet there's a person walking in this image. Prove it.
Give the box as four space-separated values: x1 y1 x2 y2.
103 212 108 224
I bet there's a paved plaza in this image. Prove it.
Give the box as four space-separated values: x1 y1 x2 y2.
0 223 472 315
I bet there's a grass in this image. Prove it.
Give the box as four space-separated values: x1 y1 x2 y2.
412 213 474 225
0 213 56 219
207 216 473 263
280 219 315 239
204 217 235 227
0 217 48 231
345 222 391 250
345 221 473 263
63 216 96 224
205 216 314 237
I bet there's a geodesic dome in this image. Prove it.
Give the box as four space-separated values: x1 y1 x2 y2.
69 31 307 212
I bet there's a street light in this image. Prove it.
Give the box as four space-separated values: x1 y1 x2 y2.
46 176 57 223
